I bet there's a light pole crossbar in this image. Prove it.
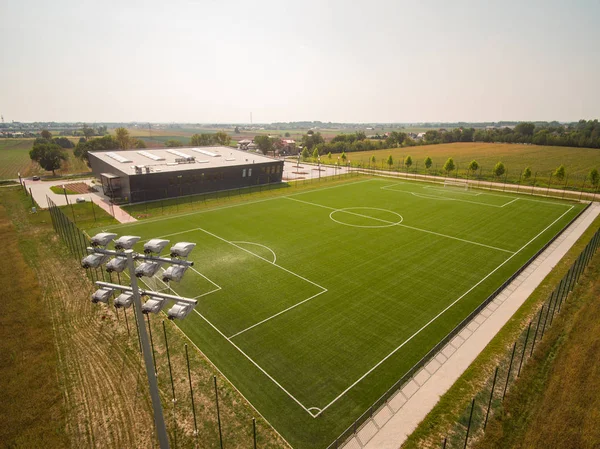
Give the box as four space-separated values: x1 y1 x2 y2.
95 281 198 306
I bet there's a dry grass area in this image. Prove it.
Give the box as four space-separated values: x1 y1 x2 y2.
0 186 287 449
475 254 600 449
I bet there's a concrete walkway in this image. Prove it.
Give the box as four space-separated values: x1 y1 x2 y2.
23 178 136 224
341 202 600 449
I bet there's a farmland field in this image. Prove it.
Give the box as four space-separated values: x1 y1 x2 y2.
96 177 584 448
346 142 600 186
0 138 89 180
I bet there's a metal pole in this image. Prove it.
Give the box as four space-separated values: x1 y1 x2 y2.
463 398 475 449
531 172 537 195
185 345 199 437
503 342 517 399
147 314 158 375
163 321 176 403
214 376 224 449
531 306 544 356
517 321 532 377
484 366 499 430
126 250 170 449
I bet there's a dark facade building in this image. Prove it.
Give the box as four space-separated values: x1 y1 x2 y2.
88 147 284 203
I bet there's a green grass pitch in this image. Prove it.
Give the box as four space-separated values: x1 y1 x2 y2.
98 177 584 448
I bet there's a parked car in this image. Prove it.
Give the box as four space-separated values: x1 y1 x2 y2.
76 197 86 203
32 175 40 181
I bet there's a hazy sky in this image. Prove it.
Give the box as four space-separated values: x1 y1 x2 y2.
1 0 599 123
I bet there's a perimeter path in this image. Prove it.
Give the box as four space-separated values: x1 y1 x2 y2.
341 202 600 449
24 178 136 224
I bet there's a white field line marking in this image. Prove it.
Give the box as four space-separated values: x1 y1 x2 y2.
501 198 520 208
231 241 277 264
102 178 374 231
287 197 516 254
383 184 514 208
229 289 328 339
382 182 573 207
192 308 319 417
313 204 575 417
424 186 483 197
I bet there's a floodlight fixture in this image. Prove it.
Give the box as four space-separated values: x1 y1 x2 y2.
81 253 109 269
167 302 194 320
135 261 163 278
170 242 196 258
144 239 170 255
162 265 188 283
106 257 128 273
90 232 118 247
114 235 141 250
114 292 134 309
142 298 166 314
91 288 113 304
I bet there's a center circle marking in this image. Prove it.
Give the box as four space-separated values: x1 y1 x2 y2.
329 207 404 228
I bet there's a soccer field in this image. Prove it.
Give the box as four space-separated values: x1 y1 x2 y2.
101 177 584 448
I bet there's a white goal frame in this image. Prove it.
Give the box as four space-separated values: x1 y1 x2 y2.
443 179 469 190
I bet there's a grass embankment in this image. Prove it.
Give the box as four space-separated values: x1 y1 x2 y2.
402 214 600 449
57 201 118 230
0 186 287 448
50 185 78 195
346 142 600 189
0 189 69 448
474 253 600 449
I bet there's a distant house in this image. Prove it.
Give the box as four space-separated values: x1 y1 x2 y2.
416 132 426 140
238 139 252 150
281 139 297 155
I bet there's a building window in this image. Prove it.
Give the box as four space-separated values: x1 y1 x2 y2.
242 169 246 177
248 168 252 177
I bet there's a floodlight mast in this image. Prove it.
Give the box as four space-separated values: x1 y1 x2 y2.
83 235 197 449
125 248 170 449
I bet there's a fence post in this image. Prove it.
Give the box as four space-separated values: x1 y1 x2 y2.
253 417 257 449
517 321 532 377
548 278 564 326
503 342 517 399
540 292 555 339
185 344 199 437
463 398 475 449
214 376 224 449
530 306 544 356
162 321 176 403
484 366 499 430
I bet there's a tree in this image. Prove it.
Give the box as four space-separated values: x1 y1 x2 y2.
312 148 319 160
327 152 332 162
387 155 394 169
467 160 479 177
52 137 75 148
30 143 66 176
214 131 231 146
589 168 599 187
371 155 376 167
301 147 309 160
284 132 291 138
165 139 183 147
234 126 240 134
493 162 506 178
301 132 324 150
190 133 214 146
523 167 532 180
82 124 95 140
133 139 146 149
404 155 413 170
254 135 273 155
341 152 347 163
443 157 455 174
554 164 566 181
40 129 52 140
424 156 432 171
515 122 535 136
115 127 131 150
74 135 119 166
